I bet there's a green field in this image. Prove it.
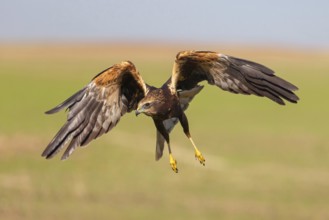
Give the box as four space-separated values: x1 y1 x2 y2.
0 43 328 220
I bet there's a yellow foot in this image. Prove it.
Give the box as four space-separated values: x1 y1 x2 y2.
195 149 206 166
169 154 178 173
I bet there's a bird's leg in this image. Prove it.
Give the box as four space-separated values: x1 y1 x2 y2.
167 142 178 173
188 135 205 166
153 119 178 173
179 113 205 166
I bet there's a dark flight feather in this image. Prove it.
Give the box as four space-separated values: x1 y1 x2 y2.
45 87 87 115
171 51 299 105
42 61 147 159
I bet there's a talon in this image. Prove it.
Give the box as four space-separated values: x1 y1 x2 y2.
195 149 206 166
169 154 178 173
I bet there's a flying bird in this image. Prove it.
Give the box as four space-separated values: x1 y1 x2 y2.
42 51 299 172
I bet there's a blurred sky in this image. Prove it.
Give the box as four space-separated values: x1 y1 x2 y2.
1 0 329 48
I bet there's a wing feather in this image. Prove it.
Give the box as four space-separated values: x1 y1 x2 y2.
42 61 147 159
45 87 87 115
170 51 299 105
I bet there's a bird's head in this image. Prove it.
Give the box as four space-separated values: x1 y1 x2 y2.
135 90 164 117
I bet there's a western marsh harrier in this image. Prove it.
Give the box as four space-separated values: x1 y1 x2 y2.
42 51 299 172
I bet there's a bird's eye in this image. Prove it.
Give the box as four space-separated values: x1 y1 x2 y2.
144 102 151 108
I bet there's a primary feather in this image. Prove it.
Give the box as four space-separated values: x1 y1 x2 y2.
171 51 298 105
42 61 147 159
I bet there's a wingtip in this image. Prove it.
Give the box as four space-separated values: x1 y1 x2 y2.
41 152 52 159
275 94 299 105
60 154 69 161
42 148 68 160
285 91 300 104
41 148 49 157
45 87 88 115
291 85 299 91
45 109 56 115
44 103 67 115
290 98 299 104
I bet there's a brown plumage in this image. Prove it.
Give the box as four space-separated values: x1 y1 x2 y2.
42 51 299 172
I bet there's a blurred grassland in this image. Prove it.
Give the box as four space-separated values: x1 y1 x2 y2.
0 43 328 220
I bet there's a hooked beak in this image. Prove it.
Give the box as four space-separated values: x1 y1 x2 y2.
135 108 143 116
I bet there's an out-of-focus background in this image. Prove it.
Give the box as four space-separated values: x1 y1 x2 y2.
1 1 329 219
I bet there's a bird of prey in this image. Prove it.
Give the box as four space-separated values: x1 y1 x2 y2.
42 51 299 173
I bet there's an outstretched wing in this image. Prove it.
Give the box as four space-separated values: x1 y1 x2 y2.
170 50 299 105
42 61 148 160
